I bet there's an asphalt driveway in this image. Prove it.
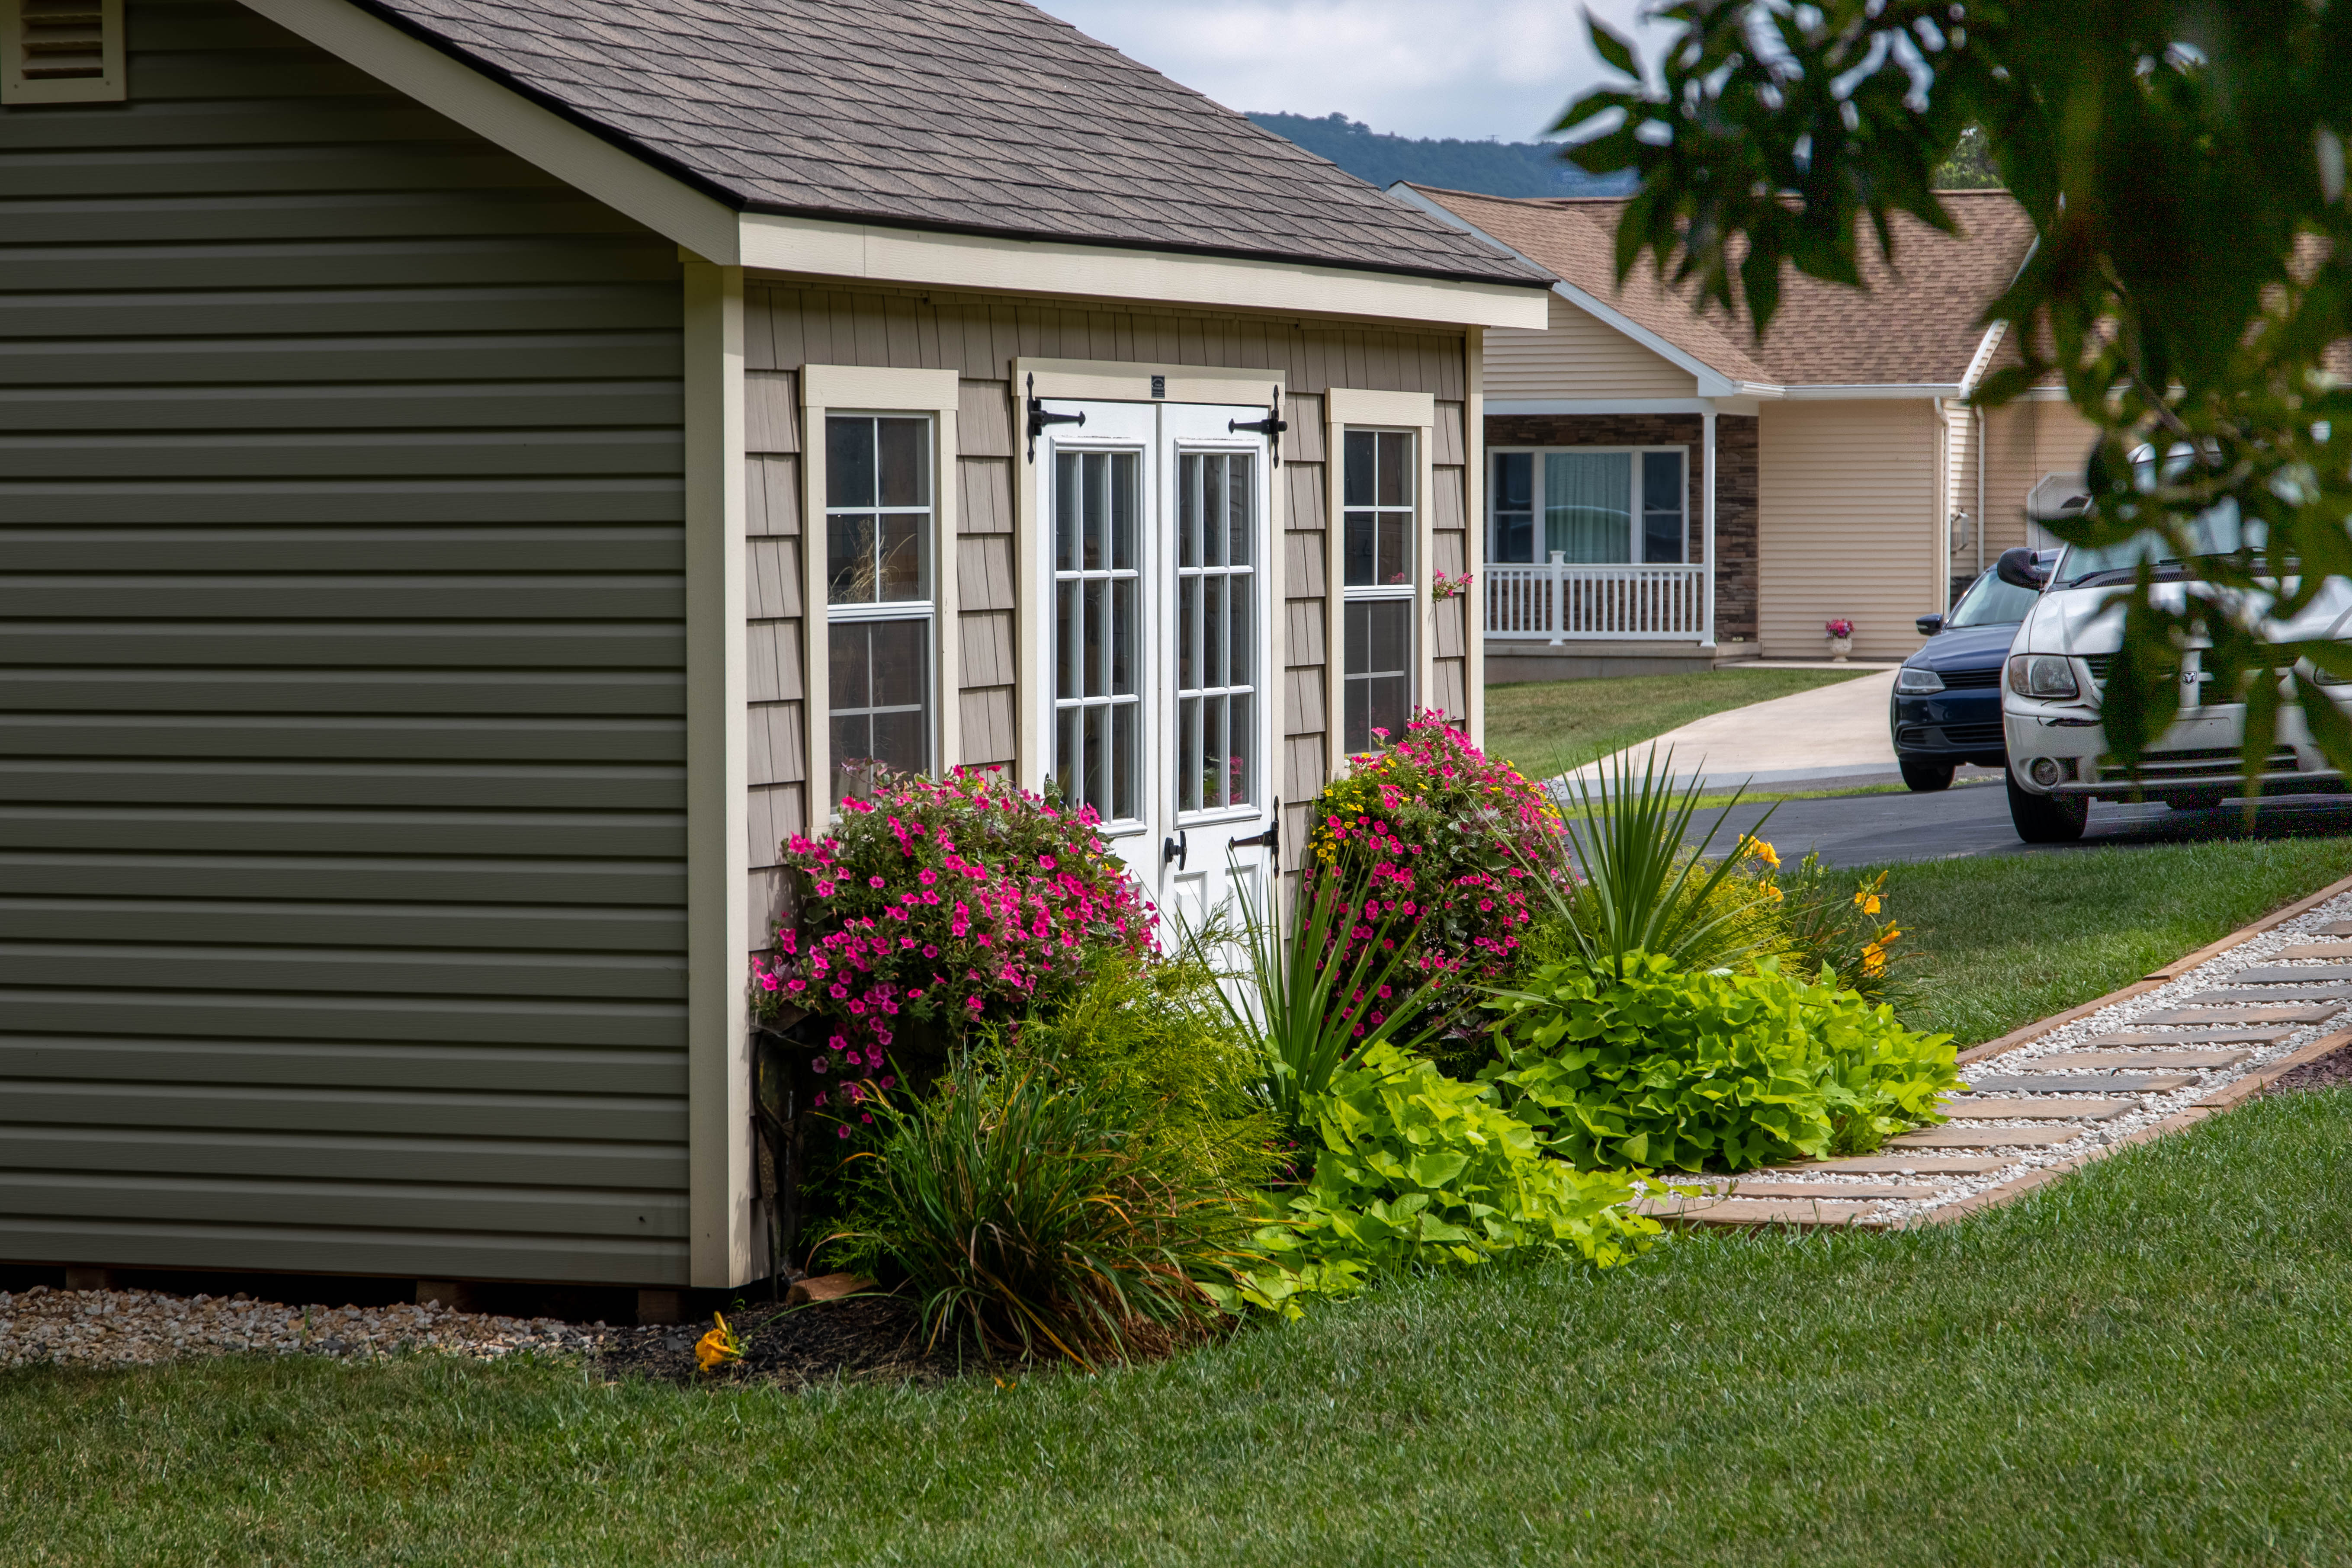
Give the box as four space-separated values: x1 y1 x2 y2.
1684 780 2352 868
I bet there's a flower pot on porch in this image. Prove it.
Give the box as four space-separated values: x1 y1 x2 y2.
1828 635 1853 661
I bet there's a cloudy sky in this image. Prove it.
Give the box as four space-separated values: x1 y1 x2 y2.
1033 0 1673 143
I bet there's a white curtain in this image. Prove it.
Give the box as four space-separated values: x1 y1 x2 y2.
1544 452 1632 562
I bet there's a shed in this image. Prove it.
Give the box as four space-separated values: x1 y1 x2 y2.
0 0 1550 1293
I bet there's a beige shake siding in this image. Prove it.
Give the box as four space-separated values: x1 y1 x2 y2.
1484 294 1696 401
1757 400 1944 660
736 281 1476 934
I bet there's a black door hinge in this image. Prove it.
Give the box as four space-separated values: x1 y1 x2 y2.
1231 798 1281 859
1026 371 1085 463
1228 386 1288 467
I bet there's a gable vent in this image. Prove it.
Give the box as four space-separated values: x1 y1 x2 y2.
2 0 124 105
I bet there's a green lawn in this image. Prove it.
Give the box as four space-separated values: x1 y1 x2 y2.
1486 667 1872 784
1877 835 2352 1046
10 1090 2352 1565
11 840 2352 1565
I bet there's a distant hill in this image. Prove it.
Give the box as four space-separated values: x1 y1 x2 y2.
1246 112 1636 199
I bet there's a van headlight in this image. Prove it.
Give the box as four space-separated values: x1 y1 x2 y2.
2007 654 2080 699
1895 666 1946 694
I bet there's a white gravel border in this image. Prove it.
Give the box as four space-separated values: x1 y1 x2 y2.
1744 887 2352 1216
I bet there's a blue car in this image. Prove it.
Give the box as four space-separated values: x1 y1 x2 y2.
1890 557 2054 791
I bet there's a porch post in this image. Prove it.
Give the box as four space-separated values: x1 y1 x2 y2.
1701 406 1718 649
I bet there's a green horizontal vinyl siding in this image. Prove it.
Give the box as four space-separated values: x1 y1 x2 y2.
0 0 689 1284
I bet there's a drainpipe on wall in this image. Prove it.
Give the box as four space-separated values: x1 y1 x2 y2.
1701 407 1717 649
1975 402 1986 580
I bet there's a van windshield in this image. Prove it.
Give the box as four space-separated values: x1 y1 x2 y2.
2054 497 2262 587
1947 568 2042 627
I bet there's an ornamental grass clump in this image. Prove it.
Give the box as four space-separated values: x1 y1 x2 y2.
1485 951 1961 1171
751 769 1155 1078
827 1056 1261 1369
1306 712 1560 1027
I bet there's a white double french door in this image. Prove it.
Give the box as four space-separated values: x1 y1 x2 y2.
1038 400 1277 938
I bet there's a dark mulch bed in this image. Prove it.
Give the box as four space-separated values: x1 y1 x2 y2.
594 1292 995 1390
2260 1040 2352 1098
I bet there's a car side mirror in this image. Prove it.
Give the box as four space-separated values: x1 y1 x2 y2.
1994 546 2049 591
1916 613 1945 636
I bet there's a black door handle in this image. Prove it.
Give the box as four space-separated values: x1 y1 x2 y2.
1162 830 1187 870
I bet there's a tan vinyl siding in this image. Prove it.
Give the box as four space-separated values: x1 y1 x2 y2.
742 282 1470 881
0 0 690 1285
1981 397 2102 553
1484 293 1697 401
1755 400 1942 661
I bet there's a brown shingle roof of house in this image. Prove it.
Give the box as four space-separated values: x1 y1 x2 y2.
1404 184 2037 386
349 0 1552 289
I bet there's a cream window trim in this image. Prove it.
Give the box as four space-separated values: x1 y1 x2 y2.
1009 355 1291 796
3 0 125 104
1325 390 1438 766
800 366 962 815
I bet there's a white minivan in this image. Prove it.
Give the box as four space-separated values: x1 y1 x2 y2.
1998 474 2352 843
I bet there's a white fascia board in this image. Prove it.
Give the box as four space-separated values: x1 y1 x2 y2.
1779 383 1964 400
1959 321 2008 397
1489 397 1726 416
739 212 1549 329
237 0 742 263
1385 184 1753 397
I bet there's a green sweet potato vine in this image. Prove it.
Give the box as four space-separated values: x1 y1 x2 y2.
1232 1042 1662 1312
1486 953 1961 1172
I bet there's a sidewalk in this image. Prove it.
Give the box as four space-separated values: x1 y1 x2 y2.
1565 668 1908 792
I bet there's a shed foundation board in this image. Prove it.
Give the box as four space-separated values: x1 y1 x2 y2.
2221 967 2352 985
1798 1155 2008 1174
1960 1074 2195 1094
2141 1004 2343 1026
2272 943 2352 960
1889 1126 2079 1148
1935 1098 2133 1120
2089 1028 2294 1046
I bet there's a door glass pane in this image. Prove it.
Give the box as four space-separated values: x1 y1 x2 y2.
1085 452 1106 571
1112 701 1137 822
1228 577 1252 688
1203 695 1227 810
1204 574 1225 689
1179 695 1200 813
1545 451 1633 563
1174 449 1257 811
1228 692 1252 810
1083 579 1106 698
1643 449 1686 563
1056 581 1078 700
1178 576 1197 692
1056 452 1079 572
1112 579 1136 695
1112 452 1137 570
1227 456 1252 565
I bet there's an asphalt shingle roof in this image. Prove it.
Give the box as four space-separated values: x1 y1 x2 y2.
353 0 1552 287
1406 184 2038 385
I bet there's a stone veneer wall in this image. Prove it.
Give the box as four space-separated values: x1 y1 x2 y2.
1484 413 1759 644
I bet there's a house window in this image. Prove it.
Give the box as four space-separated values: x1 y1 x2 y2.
826 414 933 802
1052 448 1142 823
2 0 125 105
1489 449 1687 564
1342 429 1415 754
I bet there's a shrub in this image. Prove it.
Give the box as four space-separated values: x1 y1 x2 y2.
1485 952 1961 1171
1305 713 1558 1024
1242 1041 1660 1307
992 950 1280 1199
751 770 1154 1072
827 1056 1259 1368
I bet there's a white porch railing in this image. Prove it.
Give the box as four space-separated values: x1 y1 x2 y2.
1486 556 1708 642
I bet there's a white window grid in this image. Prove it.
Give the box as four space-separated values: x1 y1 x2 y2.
1174 448 1259 816
1050 446 1145 827
1341 428 1418 756
824 412 936 799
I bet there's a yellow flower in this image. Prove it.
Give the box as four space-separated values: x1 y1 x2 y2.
1862 894 1882 915
1861 943 1887 977
1762 883 1784 904
1738 835 1781 870
694 1311 743 1372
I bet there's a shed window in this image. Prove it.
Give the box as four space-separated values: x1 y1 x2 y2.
2 0 125 105
1341 429 1416 754
826 414 934 801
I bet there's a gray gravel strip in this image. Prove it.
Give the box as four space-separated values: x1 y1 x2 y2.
0 1286 604 1370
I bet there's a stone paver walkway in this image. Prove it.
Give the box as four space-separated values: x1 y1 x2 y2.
1639 878 2352 1228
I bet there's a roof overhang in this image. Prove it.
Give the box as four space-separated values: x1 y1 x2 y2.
238 0 1547 331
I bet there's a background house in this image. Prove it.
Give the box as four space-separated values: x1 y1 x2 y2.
0 0 1546 1302
1391 183 2102 672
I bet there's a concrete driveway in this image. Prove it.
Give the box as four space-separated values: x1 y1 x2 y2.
1686 780 2352 868
1569 667 1914 793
